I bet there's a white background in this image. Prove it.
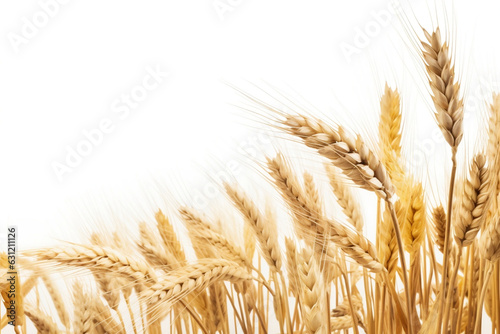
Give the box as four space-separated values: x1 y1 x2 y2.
1 0 499 332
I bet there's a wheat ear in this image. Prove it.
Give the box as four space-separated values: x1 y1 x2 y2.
325 164 364 232
379 83 405 186
431 205 446 253
225 183 283 272
39 271 70 329
72 281 93 334
24 304 60 334
402 182 426 264
480 214 500 262
142 259 252 307
454 154 491 246
281 114 394 200
33 243 158 288
139 221 179 270
379 203 399 279
155 210 187 264
298 246 325 334
421 27 464 152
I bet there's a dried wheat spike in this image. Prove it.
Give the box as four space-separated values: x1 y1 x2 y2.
431 205 446 253
155 210 187 264
298 246 325 334
324 218 386 273
39 270 70 329
93 296 126 334
143 259 252 308
194 226 251 268
225 183 283 272
421 27 464 152
266 154 327 252
72 281 93 334
480 213 500 262
24 304 60 334
139 221 179 270
454 154 491 246
326 164 364 232
487 93 500 215
34 244 158 288
285 237 300 297
379 83 405 186
402 182 426 263
282 114 394 199
379 203 399 278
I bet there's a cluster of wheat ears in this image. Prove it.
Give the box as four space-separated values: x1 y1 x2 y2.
2 22 500 334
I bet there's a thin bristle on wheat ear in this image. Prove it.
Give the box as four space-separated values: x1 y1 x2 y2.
225 183 283 272
421 27 464 152
454 154 491 247
281 114 394 200
141 259 253 307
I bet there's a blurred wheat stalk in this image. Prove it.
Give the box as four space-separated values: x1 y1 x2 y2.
2 23 500 334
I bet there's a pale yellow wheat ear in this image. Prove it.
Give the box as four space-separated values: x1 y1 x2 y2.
421 27 464 154
379 83 405 187
323 217 385 273
141 259 253 308
181 205 250 268
266 153 326 252
33 243 158 289
72 281 93 334
39 270 70 329
298 246 325 334
225 182 283 272
431 205 446 253
24 303 60 334
280 114 394 200
480 214 500 262
325 164 364 232
284 237 300 297
155 209 187 264
401 181 426 264
453 154 491 247
486 93 500 214
379 203 399 279
138 221 178 270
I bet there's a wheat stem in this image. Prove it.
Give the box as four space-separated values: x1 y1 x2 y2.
387 200 413 334
437 157 457 334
